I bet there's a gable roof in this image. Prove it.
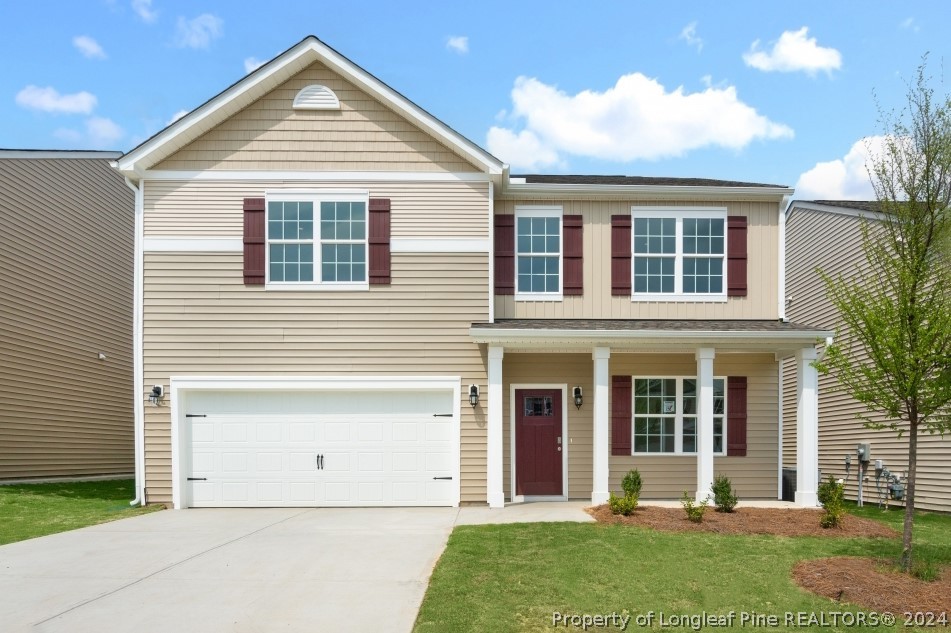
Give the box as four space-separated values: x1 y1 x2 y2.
787 200 887 221
114 36 505 178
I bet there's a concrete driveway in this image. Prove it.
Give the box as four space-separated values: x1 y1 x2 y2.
0 507 458 633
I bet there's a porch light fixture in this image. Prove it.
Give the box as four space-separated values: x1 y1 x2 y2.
149 385 164 405
468 384 479 407
573 386 583 409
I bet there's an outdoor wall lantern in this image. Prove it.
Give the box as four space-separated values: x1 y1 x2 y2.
573 386 583 409
149 384 164 405
469 384 480 407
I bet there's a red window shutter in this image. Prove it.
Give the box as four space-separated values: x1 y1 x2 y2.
727 215 748 297
494 214 515 295
611 215 631 296
243 197 266 285
369 198 391 285
612 375 632 455
563 214 583 296
727 376 748 456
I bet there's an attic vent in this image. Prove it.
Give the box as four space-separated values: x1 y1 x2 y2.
292 84 340 110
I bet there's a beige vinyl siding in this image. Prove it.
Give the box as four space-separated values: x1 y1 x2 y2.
782 207 951 513
0 158 134 479
494 199 779 320
154 61 480 173
144 179 490 238
610 353 779 499
141 252 489 504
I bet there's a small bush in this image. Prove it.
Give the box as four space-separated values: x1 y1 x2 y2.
681 490 709 523
609 492 638 516
818 475 846 529
622 469 643 498
711 474 738 513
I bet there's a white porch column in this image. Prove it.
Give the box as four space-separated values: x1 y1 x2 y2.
696 348 715 502
486 346 505 508
795 346 820 507
592 347 611 505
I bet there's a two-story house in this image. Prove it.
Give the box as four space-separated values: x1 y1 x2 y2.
112 36 829 510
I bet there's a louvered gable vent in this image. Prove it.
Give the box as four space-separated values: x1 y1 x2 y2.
293 84 341 110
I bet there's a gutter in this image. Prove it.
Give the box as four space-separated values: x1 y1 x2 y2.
122 174 146 507
469 326 834 344
816 335 835 362
500 182 795 200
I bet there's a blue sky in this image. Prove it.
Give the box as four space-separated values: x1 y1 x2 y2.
2 1 949 199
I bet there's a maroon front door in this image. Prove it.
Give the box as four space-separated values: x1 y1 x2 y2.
515 389 563 496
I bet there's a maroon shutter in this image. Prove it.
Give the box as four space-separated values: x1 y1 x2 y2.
494 214 515 295
727 376 748 456
611 375 632 455
368 198 391 285
727 216 748 297
611 215 631 296
563 214 583 296
243 197 266 285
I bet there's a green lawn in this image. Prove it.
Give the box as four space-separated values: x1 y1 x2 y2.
0 479 161 545
415 504 951 632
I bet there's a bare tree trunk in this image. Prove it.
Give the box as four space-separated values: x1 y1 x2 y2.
900 417 918 572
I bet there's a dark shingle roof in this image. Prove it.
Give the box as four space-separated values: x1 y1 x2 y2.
514 174 787 188
471 319 826 333
809 200 882 213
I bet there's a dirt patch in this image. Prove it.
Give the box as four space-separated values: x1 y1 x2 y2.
793 557 951 616
586 504 898 538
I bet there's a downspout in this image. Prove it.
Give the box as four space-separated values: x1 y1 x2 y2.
123 175 146 506
816 336 834 362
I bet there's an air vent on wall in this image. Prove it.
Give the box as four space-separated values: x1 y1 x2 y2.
292 84 341 110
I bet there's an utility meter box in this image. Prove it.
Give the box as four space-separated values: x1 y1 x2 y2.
856 443 871 462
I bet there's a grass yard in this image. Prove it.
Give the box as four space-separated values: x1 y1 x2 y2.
414 503 951 632
0 479 161 545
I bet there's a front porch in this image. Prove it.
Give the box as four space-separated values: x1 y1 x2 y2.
471 319 832 509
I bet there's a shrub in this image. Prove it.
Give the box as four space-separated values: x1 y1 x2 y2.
818 475 846 529
711 474 738 513
608 491 638 516
681 490 709 523
622 469 643 498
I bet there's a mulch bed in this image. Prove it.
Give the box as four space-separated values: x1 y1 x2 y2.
586 504 898 538
793 557 951 616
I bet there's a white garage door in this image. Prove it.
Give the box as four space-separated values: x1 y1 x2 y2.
182 389 456 507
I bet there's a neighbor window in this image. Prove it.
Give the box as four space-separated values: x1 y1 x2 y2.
515 206 562 298
266 193 368 288
632 377 726 455
632 208 726 299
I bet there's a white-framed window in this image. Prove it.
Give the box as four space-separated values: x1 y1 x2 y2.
632 376 726 455
631 207 727 301
266 191 369 290
515 205 563 300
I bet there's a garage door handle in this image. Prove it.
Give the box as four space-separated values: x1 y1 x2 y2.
433 476 453 480
187 477 207 481
316 454 323 470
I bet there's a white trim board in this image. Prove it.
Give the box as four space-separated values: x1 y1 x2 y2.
141 170 491 182
508 383 569 502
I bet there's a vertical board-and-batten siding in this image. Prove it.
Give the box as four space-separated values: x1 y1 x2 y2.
153 61 480 173
494 199 779 320
0 158 134 479
782 207 951 513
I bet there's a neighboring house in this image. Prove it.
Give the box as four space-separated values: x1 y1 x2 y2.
112 36 829 509
783 200 951 513
0 150 134 480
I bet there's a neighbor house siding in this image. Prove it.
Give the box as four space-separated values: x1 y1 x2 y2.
0 157 134 479
153 61 480 173
494 199 779 320
782 207 951 513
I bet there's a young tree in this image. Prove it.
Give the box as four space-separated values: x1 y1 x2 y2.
817 60 951 572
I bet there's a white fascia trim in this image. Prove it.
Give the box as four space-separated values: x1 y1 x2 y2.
391 238 489 253
503 182 794 200
144 237 243 252
779 196 789 321
509 384 569 502
141 170 491 182
470 328 833 344
787 201 887 222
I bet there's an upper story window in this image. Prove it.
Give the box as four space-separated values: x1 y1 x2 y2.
266 192 368 290
516 206 563 300
631 208 727 301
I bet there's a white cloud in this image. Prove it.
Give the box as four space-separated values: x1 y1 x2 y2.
743 27 841 75
53 128 83 143
15 85 97 114
131 0 157 23
244 57 265 74
794 137 887 200
174 13 223 49
73 35 107 59
679 22 702 52
486 74 793 170
446 36 469 55
167 109 189 125
85 116 124 146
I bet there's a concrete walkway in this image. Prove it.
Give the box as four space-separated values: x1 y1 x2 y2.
0 502 593 633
